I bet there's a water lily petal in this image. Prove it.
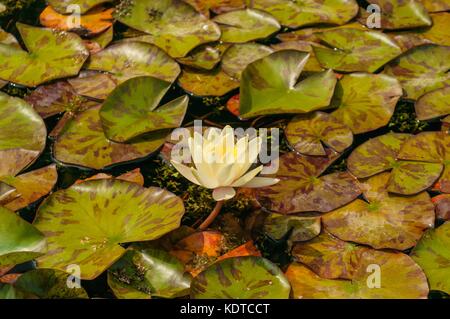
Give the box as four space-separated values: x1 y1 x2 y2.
170 160 201 186
231 165 263 187
212 187 236 201
240 177 280 188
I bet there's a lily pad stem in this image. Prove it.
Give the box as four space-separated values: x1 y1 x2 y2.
198 200 225 230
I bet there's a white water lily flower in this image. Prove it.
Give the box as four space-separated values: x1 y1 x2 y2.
170 126 279 201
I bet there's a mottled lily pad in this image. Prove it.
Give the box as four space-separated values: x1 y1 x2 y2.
100 76 188 143
433 195 450 220
250 0 359 28
53 105 168 170
347 133 411 178
285 111 353 156
178 44 229 71
1 165 57 211
212 9 280 43
48 0 111 14
256 151 361 214
415 87 450 120
313 29 402 73
183 0 245 16
0 206 46 268
270 40 324 72
68 71 118 100
286 251 428 298
360 0 431 30
331 73 403 134
0 92 47 177
0 23 89 87
409 13 450 47
34 179 185 279
191 256 291 299
40 5 113 36
323 172 435 250
116 0 221 58
239 50 337 118
14 269 88 299
221 43 273 79
108 246 191 299
395 131 450 193
411 222 450 294
263 213 321 243
86 41 181 83
383 44 450 100
420 0 450 12
178 67 240 97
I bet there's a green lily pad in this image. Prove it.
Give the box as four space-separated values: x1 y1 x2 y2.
331 73 403 134
212 9 280 43
347 133 411 178
14 269 88 299
221 43 273 80
415 87 450 120
100 76 188 143
86 41 181 84
177 43 229 71
411 222 450 294
48 0 111 14
183 0 245 16
250 0 359 28
323 172 435 250
0 23 89 87
1 165 57 211
383 44 450 100
68 71 118 100
287 239 429 299
53 105 167 170
255 151 361 214
0 92 47 177
191 256 291 299
263 213 321 243
313 29 402 73
270 40 325 72
108 245 191 299
398 13 450 47
34 179 185 279
0 206 46 268
239 50 337 118
116 0 221 58
360 0 431 30
178 67 240 97
285 111 353 156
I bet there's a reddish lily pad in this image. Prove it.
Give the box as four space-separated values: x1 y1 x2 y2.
251 0 358 28
100 76 189 143
221 43 273 80
86 41 181 84
191 256 291 299
432 195 450 220
178 67 240 97
383 44 450 100
255 151 361 214
360 0 431 30
347 133 411 178
415 87 450 120
108 246 192 299
285 111 353 156
48 0 112 14
212 9 280 43
116 0 221 58
68 71 118 100
313 29 402 73
0 206 46 268
53 105 168 170
39 5 114 37
239 50 337 118
1 165 57 211
323 172 435 250
411 222 450 294
330 73 403 134
0 23 89 87
0 92 47 177
34 179 185 279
